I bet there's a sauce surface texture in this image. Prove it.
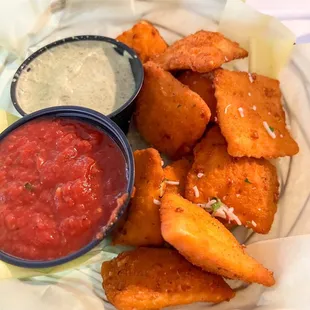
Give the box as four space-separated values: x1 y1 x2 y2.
0 118 128 260
16 40 136 115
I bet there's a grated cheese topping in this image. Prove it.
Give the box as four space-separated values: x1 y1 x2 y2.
165 180 180 185
263 121 276 139
153 199 161 206
193 186 200 198
252 105 257 111
197 173 204 178
251 220 257 227
248 92 251 96
224 104 231 114
238 107 245 118
225 207 242 225
197 199 242 226
248 73 254 83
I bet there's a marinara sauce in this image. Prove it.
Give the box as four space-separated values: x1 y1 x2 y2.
0 118 128 260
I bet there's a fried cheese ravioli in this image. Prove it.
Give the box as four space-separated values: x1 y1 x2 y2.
116 20 168 63
214 69 299 158
152 30 248 72
113 148 164 246
160 193 275 287
178 71 217 121
135 61 211 158
185 126 279 234
101 247 235 310
164 158 192 196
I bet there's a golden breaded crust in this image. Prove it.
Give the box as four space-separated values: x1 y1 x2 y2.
113 148 164 246
152 30 248 72
178 71 217 121
135 62 211 158
160 193 275 286
116 20 168 63
101 247 235 310
214 69 299 158
164 158 192 196
185 126 279 234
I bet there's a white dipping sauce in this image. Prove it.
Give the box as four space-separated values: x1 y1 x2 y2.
16 40 136 115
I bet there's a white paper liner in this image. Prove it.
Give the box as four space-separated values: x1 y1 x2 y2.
0 1 309 309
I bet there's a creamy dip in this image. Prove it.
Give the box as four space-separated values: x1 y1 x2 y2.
16 40 136 115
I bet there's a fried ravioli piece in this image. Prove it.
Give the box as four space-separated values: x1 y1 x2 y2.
178 71 217 121
135 62 211 158
214 69 299 158
116 20 168 63
164 159 191 196
101 248 235 310
185 126 279 234
152 30 248 72
160 193 275 287
113 148 164 246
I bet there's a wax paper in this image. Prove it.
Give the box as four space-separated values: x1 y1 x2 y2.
0 0 309 309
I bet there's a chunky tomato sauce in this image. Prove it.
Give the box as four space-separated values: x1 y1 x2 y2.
0 118 128 260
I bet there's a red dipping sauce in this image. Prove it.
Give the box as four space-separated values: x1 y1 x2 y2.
0 118 128 261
